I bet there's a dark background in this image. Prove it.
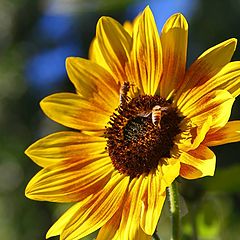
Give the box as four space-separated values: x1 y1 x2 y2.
0 0 239 239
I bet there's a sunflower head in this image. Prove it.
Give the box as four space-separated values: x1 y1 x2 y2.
25 5 240 240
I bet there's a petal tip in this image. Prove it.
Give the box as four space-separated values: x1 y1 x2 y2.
222 38 237 52
65 56 74 67
142 5 154 18
46 229 55 239
39 100 46 112
25 183 33 199
24 147 31 158
229 37 238 48
39 96 50 112
97 16 111 27
163 12 188 32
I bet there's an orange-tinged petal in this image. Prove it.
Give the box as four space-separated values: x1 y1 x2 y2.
180 145 216 179
177 116 212 152
118 176 148 239
61 173 129 240
96 206 123 240
203 121 240 146
160 13 188 99
25 155 114 202
96 16 132 84
66 57 119 111
140 171 166 235
209 61 240 97
126 6 162 95
176 38 237 107
40 93 111 132
177 61 240 111
25 131 106 167
135 227 152 240
182 90 234 129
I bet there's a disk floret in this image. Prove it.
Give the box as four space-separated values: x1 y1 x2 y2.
105 95 182 178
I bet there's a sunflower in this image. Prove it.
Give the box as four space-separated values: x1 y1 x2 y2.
25 6 240 240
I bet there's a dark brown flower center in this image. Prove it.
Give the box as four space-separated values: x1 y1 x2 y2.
105 95 182 178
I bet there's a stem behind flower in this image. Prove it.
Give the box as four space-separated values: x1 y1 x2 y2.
168 181 180 240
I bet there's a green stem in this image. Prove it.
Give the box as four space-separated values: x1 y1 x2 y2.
153 230 161 240
168 181 180 240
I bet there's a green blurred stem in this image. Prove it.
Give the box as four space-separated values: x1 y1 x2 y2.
168 181 180 240
190 203 198 240
153 230 161 240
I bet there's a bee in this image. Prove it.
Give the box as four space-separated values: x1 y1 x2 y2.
138 105 169 129
119 81 130 107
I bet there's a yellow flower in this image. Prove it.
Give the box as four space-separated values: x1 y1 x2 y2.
25 6 240 240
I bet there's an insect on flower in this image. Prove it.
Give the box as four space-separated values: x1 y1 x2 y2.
138 105 169 129
25 5 240 240
119 81 131 107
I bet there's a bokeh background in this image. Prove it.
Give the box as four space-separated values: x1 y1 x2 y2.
0 0 240 239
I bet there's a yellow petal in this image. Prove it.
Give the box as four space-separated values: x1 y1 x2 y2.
25 155 114 202
40 93 111 132
66 57 119 111
177 61 240 112
123 20 133 36
140 171 166 235
126 6 162 95
176 38 237 107
96 16 132 84
96 207 123 240
118 175 153 239
209 61 240 97
88 37 110 71
123 13 141 37
46 199 90 238
160 13 188 99
25 131 106 167
62 173 129 240
135 227 152 240
183 90 234 129
203 121 240 146
180 145 216 179
160 158 180 188
177 116 212 152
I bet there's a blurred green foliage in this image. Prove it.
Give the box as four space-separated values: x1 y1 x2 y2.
0 0 239 239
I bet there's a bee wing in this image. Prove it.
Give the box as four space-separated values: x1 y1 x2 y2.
138 111 151 117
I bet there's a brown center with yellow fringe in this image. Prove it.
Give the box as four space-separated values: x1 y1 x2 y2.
105 95 182 178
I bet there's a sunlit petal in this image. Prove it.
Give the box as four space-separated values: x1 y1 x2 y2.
140 171 166 235
126 6 162 95
182 90 234 129
160 13 188 99
180 145 216 179
118 176 148 239
40 93 111 132
203 121 240 146
96 16 132 84
25 155 114 202
61 173 129 240
25 131 106 167
176 38 237 107
66 57 119 111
